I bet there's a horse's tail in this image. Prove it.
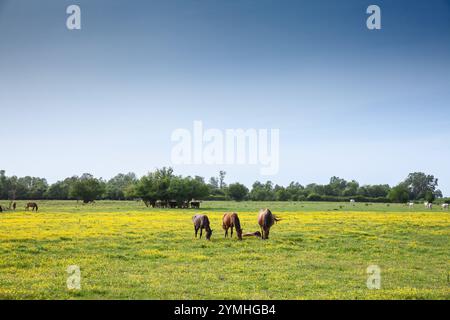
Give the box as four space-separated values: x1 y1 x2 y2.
273 215 281 223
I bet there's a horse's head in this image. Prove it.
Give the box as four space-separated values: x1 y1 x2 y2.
236 228 243 240
206 229 213 240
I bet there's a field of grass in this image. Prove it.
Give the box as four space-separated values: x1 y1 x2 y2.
0 200 449 299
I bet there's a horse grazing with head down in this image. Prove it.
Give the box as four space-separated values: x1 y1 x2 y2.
25 202 38 212
192 214 213 240
222 212 243 240
257 208 280 240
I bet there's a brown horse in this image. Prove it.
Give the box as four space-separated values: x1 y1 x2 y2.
25 202 38 212
222 212 243 240
257 208 280 239
192 214 213 240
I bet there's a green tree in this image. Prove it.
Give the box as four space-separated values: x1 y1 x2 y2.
18 176 48 199
275 186 290 201
343 180 359 197
0 170 6 199
134 173 158 206
208 176 225 199
403 172 438 200
388 184 410 203
249 181 275 201
327 176 348 196
135 169 209 206
227 183 249 201
47 180 71 200
6 176 26 200
105 173 138 200
358 184 390 198
69 174 105 203
208 177 219 190
285 182 305 201
184 176 209 201
219 171 226 189
167 176 189 202
304 183 326 196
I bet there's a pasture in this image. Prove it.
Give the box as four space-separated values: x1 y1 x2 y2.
0 201 449 299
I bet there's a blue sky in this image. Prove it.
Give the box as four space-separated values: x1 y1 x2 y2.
1 0 449 194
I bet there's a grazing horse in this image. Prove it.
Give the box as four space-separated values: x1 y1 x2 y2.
257 208 280 240
192 214 213 240
426 203 433 210
222 212 243 240
181 200 189 209
143 199 156 208
25 202 38 212
168 200 177 208
408 202 414 209
442 203 449 210
12 202 16 210
0 205 3 213
190 200 201 209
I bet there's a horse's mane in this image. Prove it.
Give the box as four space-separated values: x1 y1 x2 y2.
232 213 241 231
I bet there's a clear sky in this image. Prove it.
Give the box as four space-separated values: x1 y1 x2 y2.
1 0 449 195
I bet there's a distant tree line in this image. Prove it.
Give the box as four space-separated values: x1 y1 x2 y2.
0 169 445 204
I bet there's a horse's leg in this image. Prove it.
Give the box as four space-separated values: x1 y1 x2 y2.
224 227 228 238
195 227 199 238
231 226 234 238
200 228 203 239
265 228 270 240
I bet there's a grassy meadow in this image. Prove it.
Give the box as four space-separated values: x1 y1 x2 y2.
0 200 449 299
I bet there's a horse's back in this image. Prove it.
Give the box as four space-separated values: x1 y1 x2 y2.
193 214 209 228
222 213 231 228
192 214 201 227
258 208 273 227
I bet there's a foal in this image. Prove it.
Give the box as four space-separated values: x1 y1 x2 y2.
222 212 243 240
192 214 213 240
